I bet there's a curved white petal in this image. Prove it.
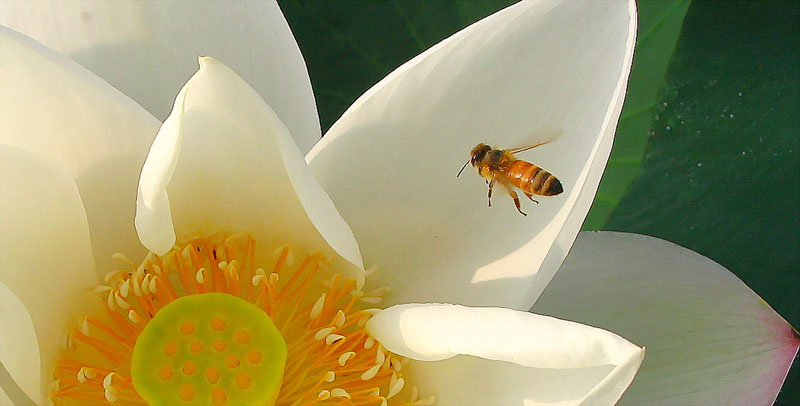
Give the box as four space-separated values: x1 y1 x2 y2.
533 232 799 405
0 26 160 279
135 57 363 283
0 286 38 406
368 303 644 405
1 0 320 154
307 0 637 310
0 146 100 404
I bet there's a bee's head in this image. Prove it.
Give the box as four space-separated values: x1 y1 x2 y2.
458 143 492 178
470 143 492 167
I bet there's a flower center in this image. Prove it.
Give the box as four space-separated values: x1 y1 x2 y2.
50 232 434 406
130 293 286 405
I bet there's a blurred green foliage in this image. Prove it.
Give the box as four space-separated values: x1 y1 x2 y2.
583 0 691 229
280 0 515 131
605 2 799 402
279 0 799 402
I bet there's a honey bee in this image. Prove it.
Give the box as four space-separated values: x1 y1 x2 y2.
457 142 563 216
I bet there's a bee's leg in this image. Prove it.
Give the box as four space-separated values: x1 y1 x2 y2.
487 179 495 207
507 187 527 216
524 192 540 204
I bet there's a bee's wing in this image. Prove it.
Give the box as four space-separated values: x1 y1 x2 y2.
506 141 550 154
507 126 562 154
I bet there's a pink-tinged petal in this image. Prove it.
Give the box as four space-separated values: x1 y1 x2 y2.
0 26 160 280
307 0 637 311
533 231 799 405
135 57 363 283
0 0 320 153
0 146 100 404
367 303 644 405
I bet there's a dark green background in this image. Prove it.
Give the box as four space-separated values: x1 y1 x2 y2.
279 0 799 403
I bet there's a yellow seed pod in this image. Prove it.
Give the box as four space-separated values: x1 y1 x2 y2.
131 292 287 405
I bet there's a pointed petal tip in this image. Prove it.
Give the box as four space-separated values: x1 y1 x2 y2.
786 325 799 355
135 55 363 275
197 55 217 68
789 326 800 363
774 325 799 374
760 325 799 405
308 0 640 310
633 345 646 372
534 231 797 405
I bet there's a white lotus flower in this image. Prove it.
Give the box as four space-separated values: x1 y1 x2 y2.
1 1 796 406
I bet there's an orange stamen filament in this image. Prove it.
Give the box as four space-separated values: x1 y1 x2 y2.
51 232 434 406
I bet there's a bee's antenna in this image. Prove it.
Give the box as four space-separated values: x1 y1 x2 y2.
456 159 470 178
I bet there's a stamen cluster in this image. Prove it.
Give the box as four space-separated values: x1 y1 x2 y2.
51 232 435 406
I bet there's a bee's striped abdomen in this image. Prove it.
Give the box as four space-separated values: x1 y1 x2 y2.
505 160 563 196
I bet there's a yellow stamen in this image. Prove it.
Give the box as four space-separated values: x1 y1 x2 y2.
51 232 433 406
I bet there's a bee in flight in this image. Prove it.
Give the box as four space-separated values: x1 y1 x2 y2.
457 142 563 216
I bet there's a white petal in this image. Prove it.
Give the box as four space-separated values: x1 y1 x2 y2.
1 0 320 154
0 26 160 279
368 303 643 405
307 0 637 310
0 379 10 406
0 146 100 404
0 288 38 406
533 232 799 405
135 57 363 279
